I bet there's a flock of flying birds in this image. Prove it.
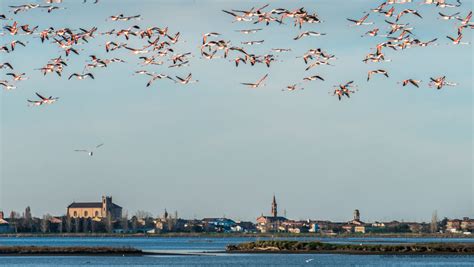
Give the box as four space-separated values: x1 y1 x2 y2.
0 0 472 107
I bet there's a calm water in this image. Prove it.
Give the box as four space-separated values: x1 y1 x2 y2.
1 237 473 266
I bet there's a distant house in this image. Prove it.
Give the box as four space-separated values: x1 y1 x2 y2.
309 223 319 233
372 222 386 228
202 218 236 232
342 224 353 233
0 211 12 233
67 196 122 220
446 219 462 233
354 226 366 233
461 218 474 232
233 221 256 233
407 222 424 233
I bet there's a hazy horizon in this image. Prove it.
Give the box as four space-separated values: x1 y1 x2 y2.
0 0 472 222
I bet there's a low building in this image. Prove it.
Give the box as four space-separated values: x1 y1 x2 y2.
0 211 12 233
372 222 385 228
202 218 236 232
446 219 462 233
342 224 353 232
461 218 474 232
67 196 122 220
232 221 256 233
309 223 319 233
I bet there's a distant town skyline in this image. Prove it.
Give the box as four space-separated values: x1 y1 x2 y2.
1 0 472 222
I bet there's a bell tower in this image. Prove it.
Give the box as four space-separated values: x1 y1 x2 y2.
353 209 360 221
271 195 278 217
102 196 112 217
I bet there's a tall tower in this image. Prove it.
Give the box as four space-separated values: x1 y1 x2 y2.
271 195 278 217
353 209 360 221
102 196 112 217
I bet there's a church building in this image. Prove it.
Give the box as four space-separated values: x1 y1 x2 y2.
67 196 122 220
256 195 287 232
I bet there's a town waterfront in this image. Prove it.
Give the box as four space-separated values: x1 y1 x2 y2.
1 236 474 266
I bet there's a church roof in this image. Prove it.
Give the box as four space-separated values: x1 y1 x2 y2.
68 202 102 208
257 216 288 221
67 202 122 209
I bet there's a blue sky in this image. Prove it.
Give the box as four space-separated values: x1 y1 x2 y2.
0 0 472 222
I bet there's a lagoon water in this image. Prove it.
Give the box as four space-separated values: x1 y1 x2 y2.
1 236 473 266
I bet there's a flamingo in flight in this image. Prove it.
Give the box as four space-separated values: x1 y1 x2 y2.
367 69 389 81
241 74 268 88
347 14 373 26
398 79 422 88
27 92 59 106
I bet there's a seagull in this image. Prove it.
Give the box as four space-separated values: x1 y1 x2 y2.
69 73 94 80
74 143 104 156
241 74 268 88
367 69 389 81
27 92 59 106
